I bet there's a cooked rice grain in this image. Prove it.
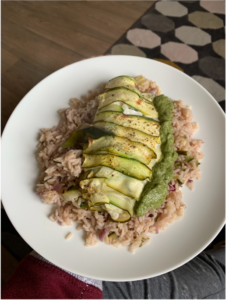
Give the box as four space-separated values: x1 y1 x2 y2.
65 232 73 240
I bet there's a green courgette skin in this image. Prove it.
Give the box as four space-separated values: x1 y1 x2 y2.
105 76 137 90
61 126 113 148
82 154 152 180
98 87 158 118
84 135 156 164
94 121 160 151
80 178 135 222
98 103 123 113
81 166 147 200
94 111 160 136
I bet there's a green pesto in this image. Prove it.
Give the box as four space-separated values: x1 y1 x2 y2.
135 95 178 216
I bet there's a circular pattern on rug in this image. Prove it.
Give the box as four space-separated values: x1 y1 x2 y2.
192 76 225 102
155 1 188 17
199 57 224 80
188 12 224 29
141 14 175 33
200 0 225 15
212 40 225 59
161 42 198 64
175 26 211 46
126 29 161 49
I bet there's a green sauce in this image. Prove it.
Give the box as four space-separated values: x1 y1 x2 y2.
135 95 178 216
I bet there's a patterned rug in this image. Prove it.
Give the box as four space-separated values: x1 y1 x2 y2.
105 0 225 111
2 0 225 265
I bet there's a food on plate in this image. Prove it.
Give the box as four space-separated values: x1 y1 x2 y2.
36 75 204 253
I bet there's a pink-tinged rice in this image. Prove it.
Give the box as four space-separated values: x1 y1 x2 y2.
36 76 203 253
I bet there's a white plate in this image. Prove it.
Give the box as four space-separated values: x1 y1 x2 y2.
2 56 225 281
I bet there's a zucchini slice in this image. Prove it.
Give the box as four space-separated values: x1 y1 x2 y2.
106 191 135 218
62 188 81 202
94 121 160 150
108 232 117 241
80 201 89 210
177 150 188 156
80 178 135 222
105 187 135 222
98 87 158 118
105 77 155 104
61 131 84 148
98 103 123 113
82 154 152 180
83 135 156 164
104 204 131 223
142 93 155 102
105 76 137 90
94 112 160 137
122 87 155 104
89 204 106 212
61 126 113 148
83 166 147 200
80 178 110 206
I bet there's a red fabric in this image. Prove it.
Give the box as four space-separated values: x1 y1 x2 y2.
2 255 102 299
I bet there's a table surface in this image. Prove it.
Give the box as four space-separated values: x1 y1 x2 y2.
1 0 155 131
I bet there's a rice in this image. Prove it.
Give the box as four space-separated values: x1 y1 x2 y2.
36 75 203 253
65 232 73 240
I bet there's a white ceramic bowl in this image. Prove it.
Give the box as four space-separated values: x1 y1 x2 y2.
2 56 225 281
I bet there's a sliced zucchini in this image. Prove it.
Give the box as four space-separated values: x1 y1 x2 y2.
84 166 147 200
94 121 160 151
121 103 143 116
89 204 105 212
177 179 184 186
90 150 110 155
61 126 113 148
80 178 110 206
105 77 154 104
80 177 135 222
104 204 131 223
83 135 156 164
62 188 81 202
61 131 84 148
98 103 123 113
108 232 115 237
105 76 137 90
82 154 152 180
80 201 88 210
67 185 79 191
147 144 162 170
121 87 155 104
105 189 135 220
139 237 149 248
98 87 158 118
177 150 188 155
175 162 182 169
94 112 160 137
142 93 155 102
184 156 194 163
108 232 117 240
